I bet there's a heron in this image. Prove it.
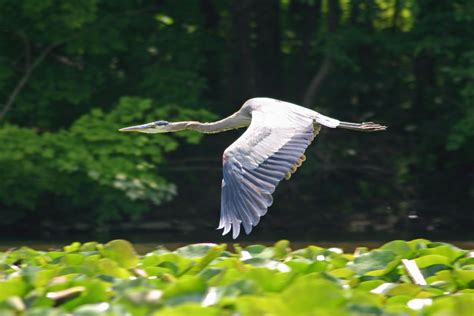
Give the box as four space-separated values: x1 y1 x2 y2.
119 97 386 239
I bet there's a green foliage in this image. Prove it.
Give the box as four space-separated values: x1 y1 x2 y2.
0 0 219 230
0 0 472 234
0 240 473 315
0 97 214 224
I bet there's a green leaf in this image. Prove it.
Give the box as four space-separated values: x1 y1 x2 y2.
186 244 226 275
348 290 384 307
153 303 221 316
454 270 474 289
24 307 68 316
233 296 289 316
386 283 422 297
422 293 474 316
273 240 291 259
69 303 111 316
175 244 219 259
328 268 355 278
61 254 84 265
0 277 28 300
350 250 400 276
60 280 109 311
162 275 207 305
407 239 431 251
284 258 311 273
149 253 194 276
280 278 346 314
356 280 385 291
0 240 472 314
64 242 81 253
31 269 57 288
100 240 138 269
386 295 412 305
208 279 259 301
246 268 296 292
380 240 415 258
96 258 130 279
244 245 275 259
414 255 451 268
419 245 467 263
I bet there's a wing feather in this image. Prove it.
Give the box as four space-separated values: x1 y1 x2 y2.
219 107 317 238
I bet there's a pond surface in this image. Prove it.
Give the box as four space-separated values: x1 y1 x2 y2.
1 240 473 254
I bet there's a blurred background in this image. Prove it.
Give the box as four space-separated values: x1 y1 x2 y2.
0 0 472 245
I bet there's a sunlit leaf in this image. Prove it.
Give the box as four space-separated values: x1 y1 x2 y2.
414 255 451 269
162 275 207 305
0 239 471 315
0 277 28 300
153 303 221 316
186 244 226 274
380 240 415 258
419 245 467 263
100 240 138 269
281 278 346 314
350 250 400 276
175 244 219 259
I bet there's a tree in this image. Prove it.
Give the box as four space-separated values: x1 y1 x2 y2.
0 0 472 238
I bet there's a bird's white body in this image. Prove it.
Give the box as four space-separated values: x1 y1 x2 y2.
243 98 341 127
226 98 339 169
119 97 386 239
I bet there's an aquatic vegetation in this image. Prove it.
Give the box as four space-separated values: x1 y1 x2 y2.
0 239 472 315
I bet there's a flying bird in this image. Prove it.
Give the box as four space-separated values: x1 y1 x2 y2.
119 98 386 239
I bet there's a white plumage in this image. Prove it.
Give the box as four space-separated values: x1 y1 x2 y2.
119 97 386 239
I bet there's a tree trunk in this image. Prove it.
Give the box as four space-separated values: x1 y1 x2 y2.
230 0 256 105
254 0 282 98
200 0 222 105
302 0 340 107
0 43 59 120
289 0 321 100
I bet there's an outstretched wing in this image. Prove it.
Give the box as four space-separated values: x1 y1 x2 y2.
218 106 317 239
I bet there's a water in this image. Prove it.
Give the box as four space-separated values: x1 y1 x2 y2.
1 240 472 254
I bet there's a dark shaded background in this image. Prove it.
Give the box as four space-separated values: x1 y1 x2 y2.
0 0 472 243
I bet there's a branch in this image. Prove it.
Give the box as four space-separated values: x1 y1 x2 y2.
301 0 339 107
17 31 31 68
302 56 332 107
0 43 59 120
0 5 163 121
392 0 401 31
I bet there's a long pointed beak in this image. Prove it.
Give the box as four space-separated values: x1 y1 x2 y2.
118 123 151 132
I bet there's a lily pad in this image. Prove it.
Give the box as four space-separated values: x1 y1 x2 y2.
0 239 471 315
281 278 346 314
414 255 451 269
153 303 221 316
175 244 219 259
0 277 28 300
100 240 138 269
419 245 466 262
381 240 415 258
350 250 400 276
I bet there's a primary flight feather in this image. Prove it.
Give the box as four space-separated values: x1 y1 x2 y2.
119 97 386 239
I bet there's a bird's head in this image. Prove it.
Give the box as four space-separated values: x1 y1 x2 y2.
119 120 171 133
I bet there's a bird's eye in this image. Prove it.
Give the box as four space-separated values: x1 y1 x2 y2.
154 120 169 126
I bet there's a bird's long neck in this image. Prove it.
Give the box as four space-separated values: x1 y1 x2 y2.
185 111 251 134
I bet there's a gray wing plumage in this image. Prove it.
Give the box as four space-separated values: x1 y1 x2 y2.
218 107 317 239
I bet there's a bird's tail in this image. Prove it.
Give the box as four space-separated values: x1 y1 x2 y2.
314 112 340 128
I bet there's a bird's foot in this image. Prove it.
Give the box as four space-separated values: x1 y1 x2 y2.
360 122 387 132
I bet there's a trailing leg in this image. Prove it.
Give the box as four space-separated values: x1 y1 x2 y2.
314 112 386 131
337 121 387 132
